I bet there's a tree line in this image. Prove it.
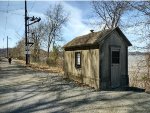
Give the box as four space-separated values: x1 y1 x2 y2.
11 1 149 70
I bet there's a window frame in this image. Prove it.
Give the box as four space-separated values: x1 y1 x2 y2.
111 50 120 64
75 52 81 68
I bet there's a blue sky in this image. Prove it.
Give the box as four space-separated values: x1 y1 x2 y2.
0 1 147 51
0 1 95 49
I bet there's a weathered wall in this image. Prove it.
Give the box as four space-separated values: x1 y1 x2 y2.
64 49 100 89
100 30 128 89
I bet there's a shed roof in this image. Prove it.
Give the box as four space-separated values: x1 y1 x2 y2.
64 27 132 49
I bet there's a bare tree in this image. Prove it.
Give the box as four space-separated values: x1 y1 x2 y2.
12 38 25 60
92 1 130 29
128 1 150 90
130 1 150 17
138 2 150 81
44 3 68 58
30 23 45 62
129 1 150 39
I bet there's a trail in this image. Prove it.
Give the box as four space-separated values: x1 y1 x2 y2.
0 58 150 113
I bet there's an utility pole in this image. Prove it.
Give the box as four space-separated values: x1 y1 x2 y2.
24 0 41 65
25 0 28 65
7 36 8 58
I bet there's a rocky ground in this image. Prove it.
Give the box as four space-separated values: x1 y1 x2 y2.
0 58 150 113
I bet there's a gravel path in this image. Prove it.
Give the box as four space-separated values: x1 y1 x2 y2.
0 58 150 113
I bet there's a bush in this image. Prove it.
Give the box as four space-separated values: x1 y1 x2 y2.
17 56 24 60
46 57 57 66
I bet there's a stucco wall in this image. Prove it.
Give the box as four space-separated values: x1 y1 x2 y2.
100 30 128 89
64 49 99 89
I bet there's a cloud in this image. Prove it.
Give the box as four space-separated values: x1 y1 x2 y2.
62 2 92 43
21 1 92 44
0 1 94 48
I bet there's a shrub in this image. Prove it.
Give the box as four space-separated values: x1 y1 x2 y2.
46 57 57 66
17 56 24 60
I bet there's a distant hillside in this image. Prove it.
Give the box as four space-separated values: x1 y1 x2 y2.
129 51 149 55
1 48 148 57
0 48 10 57
0 47 63 59
0 48 6 53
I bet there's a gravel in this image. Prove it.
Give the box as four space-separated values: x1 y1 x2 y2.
0 59 150 113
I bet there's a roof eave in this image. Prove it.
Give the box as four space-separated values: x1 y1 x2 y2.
115 27 132 46
97 27 132 46
64 43 99 50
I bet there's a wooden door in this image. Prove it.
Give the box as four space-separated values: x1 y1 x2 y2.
111 48 120 88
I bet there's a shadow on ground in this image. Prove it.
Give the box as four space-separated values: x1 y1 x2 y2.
103 87 145 93
0 60 150 113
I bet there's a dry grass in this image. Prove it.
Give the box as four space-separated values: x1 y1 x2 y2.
15 60 64 74
128 55 150 93
145 78 150 93
129 72 150 93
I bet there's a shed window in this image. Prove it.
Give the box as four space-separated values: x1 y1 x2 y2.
75 52 81 68
112 51 120 64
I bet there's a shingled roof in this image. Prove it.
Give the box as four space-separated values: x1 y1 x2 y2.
64 27 132 49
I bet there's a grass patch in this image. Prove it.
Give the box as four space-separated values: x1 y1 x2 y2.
15 60 64 74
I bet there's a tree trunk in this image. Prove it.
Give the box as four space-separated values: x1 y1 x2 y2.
47 39 50 58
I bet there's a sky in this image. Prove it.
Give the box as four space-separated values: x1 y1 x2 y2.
0 1 94 49
0 0 148 51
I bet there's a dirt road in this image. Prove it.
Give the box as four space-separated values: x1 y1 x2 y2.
0 58 150 113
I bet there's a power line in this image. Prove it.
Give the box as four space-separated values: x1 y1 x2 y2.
4 1 9 37
16 1 36 38
29 1 36 12
0 4 23 7
15 31 23 40
0 10 24 16
16 23 24 35
15 1 36 44
0 8 24 12
25 0 41 65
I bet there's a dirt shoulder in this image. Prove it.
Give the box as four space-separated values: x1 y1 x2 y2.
14 59 64 74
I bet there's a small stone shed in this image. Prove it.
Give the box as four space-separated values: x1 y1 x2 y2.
63 27 132 90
